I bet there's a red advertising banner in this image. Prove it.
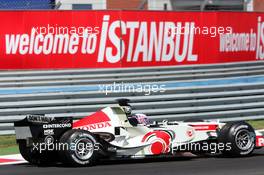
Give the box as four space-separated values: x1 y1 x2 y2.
0 10 263 69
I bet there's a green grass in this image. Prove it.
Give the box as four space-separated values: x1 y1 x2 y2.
0 135 19 156
0 145 19 155
0 120 263 156
247 120 264 130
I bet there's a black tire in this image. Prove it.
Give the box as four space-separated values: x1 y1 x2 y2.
18 140 57 166
59 129 99 166
218 121 256 156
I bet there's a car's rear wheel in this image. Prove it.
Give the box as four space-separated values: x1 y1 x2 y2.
218 121 256 156
59 129 99 166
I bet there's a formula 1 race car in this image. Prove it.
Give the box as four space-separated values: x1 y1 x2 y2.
14 99 264 166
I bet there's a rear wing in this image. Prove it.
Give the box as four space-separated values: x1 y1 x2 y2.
14 115 72 143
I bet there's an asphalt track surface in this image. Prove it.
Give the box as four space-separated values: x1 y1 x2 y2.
1 149 264 175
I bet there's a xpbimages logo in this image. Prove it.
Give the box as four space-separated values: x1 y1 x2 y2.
98 82 166 95
172 142 232 154
32 141 100 154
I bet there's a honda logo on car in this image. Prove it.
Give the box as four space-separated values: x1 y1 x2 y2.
77 121 112 131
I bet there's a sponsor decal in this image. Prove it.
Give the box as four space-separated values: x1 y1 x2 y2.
142 131 172 155
73 110 111 129
186 128 194 137
232 125 249 136
27 115 54 123
256 136 264 147
190 124 218 131
78 121 112 131
44 129 54 136
43 123 72 129
44 135 55 144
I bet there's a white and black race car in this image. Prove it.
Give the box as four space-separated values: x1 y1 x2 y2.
14 99 264 166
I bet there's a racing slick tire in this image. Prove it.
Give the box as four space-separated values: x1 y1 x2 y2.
59 129 99 166
218 121 256 157
18 140 57 166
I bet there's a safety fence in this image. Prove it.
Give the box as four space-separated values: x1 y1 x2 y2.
0 60 264 135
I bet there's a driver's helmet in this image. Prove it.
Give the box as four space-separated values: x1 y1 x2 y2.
131 113 150 125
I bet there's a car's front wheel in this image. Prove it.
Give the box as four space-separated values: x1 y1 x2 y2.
218 121 256 156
